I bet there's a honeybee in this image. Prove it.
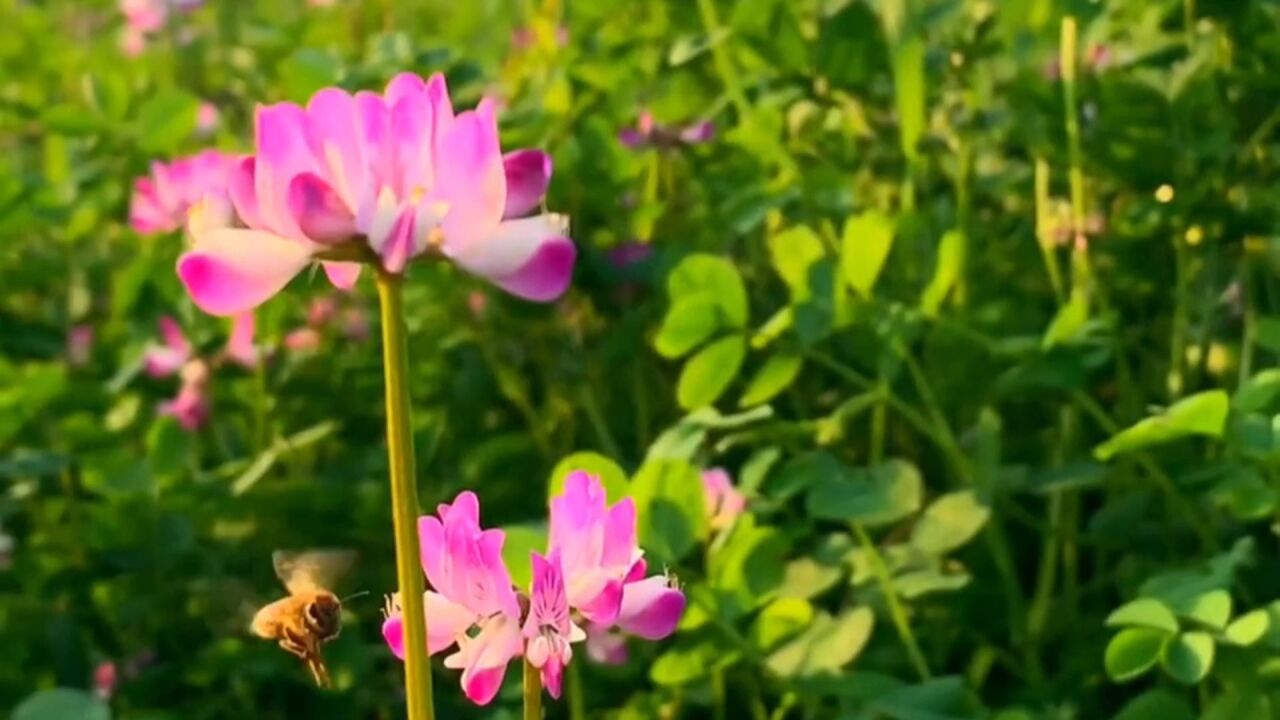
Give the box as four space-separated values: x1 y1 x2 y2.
251 550 355 688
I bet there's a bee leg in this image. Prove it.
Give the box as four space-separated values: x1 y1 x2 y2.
277 636 308 661
308 657 331 689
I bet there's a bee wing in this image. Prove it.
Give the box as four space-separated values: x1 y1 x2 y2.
272 549 355 595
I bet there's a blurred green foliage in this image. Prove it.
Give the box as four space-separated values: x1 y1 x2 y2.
6 0 1280 718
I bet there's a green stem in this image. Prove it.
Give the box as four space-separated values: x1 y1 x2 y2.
1170 234 1190 398
375 272 435 720
567 658 586 720
712 667 727 720
1034 158 1066 304
695 0 750 118
855 524 931 680
523 657 543 720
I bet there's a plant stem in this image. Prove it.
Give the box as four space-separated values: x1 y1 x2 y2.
1034 158 1066 304
854 524 931 681
1060 17 1093 304
712 667 727 720
695 0 750 118
523 657 543 720
375 271 435 720
567 658 586 720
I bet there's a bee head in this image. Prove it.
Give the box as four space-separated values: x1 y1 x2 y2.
305 594 342 640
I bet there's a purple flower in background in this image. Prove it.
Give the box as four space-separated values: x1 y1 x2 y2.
607 242 653 269
118 0 204 56
67 325 94 367
158 359 210 431
93 662 118 700
702 468 746 532
141 312 259 431
195 101 220 137
619 110 715 150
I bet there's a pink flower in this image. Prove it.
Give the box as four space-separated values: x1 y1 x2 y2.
607 242 652 268
195 102 220 137
93 661 118 700
129 150 237 235
619 110 715 150
283 327 322 352
584 621 628 665
382 492 524 706
67 325 94 367
702 468 746 531
522 552 585 698
550 472 685 638
341 306 369 342
144 316 192 377
118 0 204 55
222 312 259 368
159 360 210 431
176 72 575 317
306 296 338 326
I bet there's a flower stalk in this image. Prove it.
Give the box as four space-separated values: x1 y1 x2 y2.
376 270 435 720
523 657 543 720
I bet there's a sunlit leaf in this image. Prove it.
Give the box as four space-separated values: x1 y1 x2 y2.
739 352 803 407
1094 390 1230 460
548 452 629 502
677 335 746 410
14 689 109 720
841 210 895 297
1105 598 1179 633
919 230 965 318
1160 631 1214 685
805 459 922 526
1104 628 1167 682
909 490 990 555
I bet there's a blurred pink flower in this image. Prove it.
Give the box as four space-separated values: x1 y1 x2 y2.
306 296 338 327
129 150 237 235
67 325 94 367
550 472 685 639
467 290 488 319
144 316 192 377
177 72 575 317
159 359 210 431
222 312 259 368
93 661 118 700
283 327 322 352
702 468 746 531
619 110 715 150
341 306 370 342
118 0 204 55
607 242 652 268
584 621 628 665
195 101 220 137
382 492 524 706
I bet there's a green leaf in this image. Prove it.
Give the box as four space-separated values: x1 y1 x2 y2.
1104 628 1168 682
740 353 803 407
147 417 191 477
279 48 343 100
894 568 972 599
1233 368 1280 413
708 514 788 617
1105 598 1179 633
83 454 153 498
919 230 965 318
1042 289 1089 349
1180 589 1232 630
549 452 629 502
0 362 67 445
667 29 730 66
669 254 748 328
654 294 723 358
805 459 923 526
751 597 814 651
1094 390 1231 461
1160 631 1215 685
1112 690 1195 720
766 607 874 677
841 211 895 296
631 459 707 562
1223 609 1270 646
500 523 547 591
677 335 746 410
651 641 724 685
1202 688 1271 720
893 37 926 164
768 226 827 302
909 490 990 555
778 556 844 600
14 689 110 720
134 90 199 153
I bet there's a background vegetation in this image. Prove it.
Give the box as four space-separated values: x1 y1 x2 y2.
4 0 1280 718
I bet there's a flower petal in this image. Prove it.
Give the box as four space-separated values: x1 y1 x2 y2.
306 88 366 211
255 103 318 237
227 156 265 230
381 613 405 660
444 614 522 706
177 229 312 316
321 261 362 290
452 219 575 302
224 312 258 368
617 576 685 640
424 591 479 655
287 172 356 245
502 150 552 219
435 100 506 251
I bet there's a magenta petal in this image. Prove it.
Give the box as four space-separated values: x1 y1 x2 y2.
492 236 576 302
578 578 623 626
224 312 258 368
382 614 405 660
501 150 552 219
321 261 361 290
255 103 317 237
424 591 479 655
542 658 563 699
227 156 264 230
436 101 506 249
617 576 685 640
286 172 356 244
176 229 312 316
306 88 366 209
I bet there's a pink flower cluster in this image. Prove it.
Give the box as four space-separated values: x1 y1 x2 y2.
702 467 746 532
382 472 685 705
618 110 715 150
119 0 204 56
143 313 257 430
283 294 370 352
176 72 575 317
129 150 237 235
